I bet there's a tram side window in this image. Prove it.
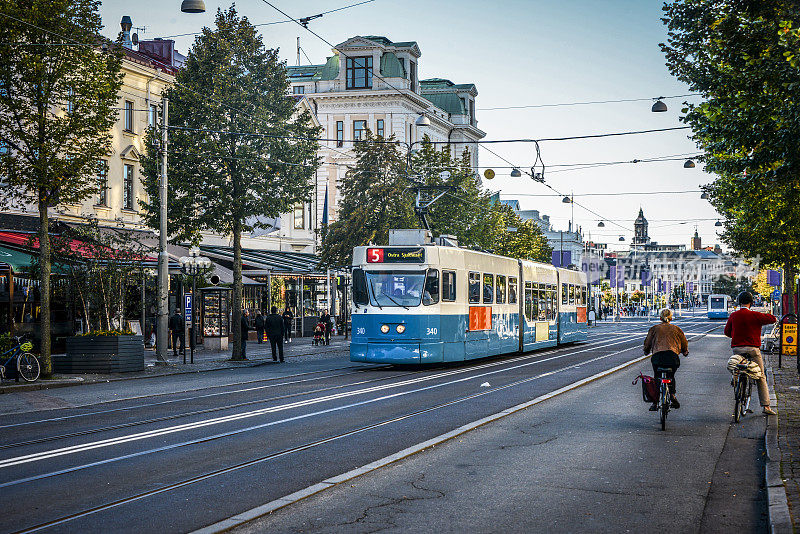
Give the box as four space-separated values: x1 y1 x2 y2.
483 273 494 303
569 284 575 305
508 277 518 304
442 270 456 302
548 285 556 321
537 284 546 320
496 275 506 304
469 272 480 304
524 281 533 321
581 286 587 306
353 268 368 305
424 269 440 305
562 284 568 305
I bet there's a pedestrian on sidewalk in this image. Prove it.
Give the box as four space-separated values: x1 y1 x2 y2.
255 311 265 344
168 310 184 358
724 291 777 415
282 306 293 343
240 310 250 360
265 306 285 362
320 309 332 345
643 308 689 411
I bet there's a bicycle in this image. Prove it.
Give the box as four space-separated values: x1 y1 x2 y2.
655 367 672 431
732 360 754 423
0 336 40 383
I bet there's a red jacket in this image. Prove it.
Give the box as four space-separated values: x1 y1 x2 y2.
724 307 776 347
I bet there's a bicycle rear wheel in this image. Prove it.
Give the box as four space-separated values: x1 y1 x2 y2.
660 385 669 431
17 353 40 382
733 375 746 423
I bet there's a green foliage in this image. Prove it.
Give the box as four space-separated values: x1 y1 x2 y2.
140 6 319 360
661 0 800 301
319 135 552 266
78 329 134 337
0 0 124 372
0 332 13 353
712 274 754 299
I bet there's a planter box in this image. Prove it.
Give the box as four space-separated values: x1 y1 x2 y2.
55 335 144 373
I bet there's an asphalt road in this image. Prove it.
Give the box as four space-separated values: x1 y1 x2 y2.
0 313 765 533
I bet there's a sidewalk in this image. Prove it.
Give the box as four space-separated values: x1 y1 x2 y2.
767 351 800 531
0 335 350 394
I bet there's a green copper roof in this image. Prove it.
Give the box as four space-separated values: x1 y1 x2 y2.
420 78 455 89
420 92 466 115
286 55 339 82
380 52 405 78
361 36 418 49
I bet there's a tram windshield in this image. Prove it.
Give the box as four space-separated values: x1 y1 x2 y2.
365 271 427 308
709 296 726 310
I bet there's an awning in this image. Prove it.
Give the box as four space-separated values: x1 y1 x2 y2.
199 245 322 275
0 245 71 274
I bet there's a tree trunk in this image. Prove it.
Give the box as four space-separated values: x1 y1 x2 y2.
38 199 52 376
231 219 244 360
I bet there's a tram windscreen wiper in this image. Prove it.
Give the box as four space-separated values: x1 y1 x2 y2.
369 279 383 309
383 292 409 310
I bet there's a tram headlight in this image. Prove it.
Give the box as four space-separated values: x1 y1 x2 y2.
380 324 390 334
396 324 406 334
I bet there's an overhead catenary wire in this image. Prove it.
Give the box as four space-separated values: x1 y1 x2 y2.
479 93 700 111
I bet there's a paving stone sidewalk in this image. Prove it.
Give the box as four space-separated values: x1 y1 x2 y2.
0 335 350 393
767 351 800 530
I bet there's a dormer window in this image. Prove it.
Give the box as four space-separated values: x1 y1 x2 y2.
346 56 373 89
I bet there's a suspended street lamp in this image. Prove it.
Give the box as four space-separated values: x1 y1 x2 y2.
562 195 572 204
181 0 206 13
510 168 522 178
715 220 723 227
619 236 625 241
598 220 605 227
683 159 696 168
651 97 668 112
415 113 431 127
700 192 709 199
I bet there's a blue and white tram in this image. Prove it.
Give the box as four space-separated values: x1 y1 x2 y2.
707 293 731 319
350 243 589 364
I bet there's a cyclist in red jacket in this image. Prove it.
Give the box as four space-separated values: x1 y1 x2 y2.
723 292 777 415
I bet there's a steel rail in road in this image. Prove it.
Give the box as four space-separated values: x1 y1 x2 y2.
2 320 719 533
6 330 694 534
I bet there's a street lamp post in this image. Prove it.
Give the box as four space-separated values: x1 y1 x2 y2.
179 247 212 364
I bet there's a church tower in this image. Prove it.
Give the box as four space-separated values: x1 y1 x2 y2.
691 228 702 250
633 208 650 246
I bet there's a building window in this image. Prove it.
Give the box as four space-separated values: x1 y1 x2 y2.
346 56 373 89
124 100 134 132
353 120 367 142
97 160 108 206
149 104 158 128
336 121 343 147
376 119 384 138
293 86 305 94
470 100 475 126
123 164 134 210
409 60 416 92
293 203 305 229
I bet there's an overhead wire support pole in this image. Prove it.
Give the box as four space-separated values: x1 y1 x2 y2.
157 96 169 364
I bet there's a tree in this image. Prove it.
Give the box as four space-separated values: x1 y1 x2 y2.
319 131 412 267
140 6 319 360
320 135 552 266
661 0 800 309
0 0 123 373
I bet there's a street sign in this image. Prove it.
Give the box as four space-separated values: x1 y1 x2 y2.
184 294 193 325
768 269 781 286
772 289 781 301
782 323 797 356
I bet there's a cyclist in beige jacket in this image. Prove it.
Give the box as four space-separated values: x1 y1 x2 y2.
643 309 689 410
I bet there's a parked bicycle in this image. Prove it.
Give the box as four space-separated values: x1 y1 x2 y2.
655 367 672 430
0 335 40 383
732 358 754 423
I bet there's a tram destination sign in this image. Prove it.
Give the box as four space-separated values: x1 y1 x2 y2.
367 247 425 264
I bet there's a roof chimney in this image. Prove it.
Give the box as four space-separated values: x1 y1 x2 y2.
120 16 133 49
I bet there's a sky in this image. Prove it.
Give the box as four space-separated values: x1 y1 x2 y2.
99 0 721 251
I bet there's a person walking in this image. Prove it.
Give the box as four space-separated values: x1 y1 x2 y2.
320 309 333 345
643 309 689 410
240 310 250 360
168 310 184 358
265 306 285 362
254 311 265 344
724 291 777 415
282 306 294 343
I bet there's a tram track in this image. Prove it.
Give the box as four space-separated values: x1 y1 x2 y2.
0 333 646 456
7 334 658 534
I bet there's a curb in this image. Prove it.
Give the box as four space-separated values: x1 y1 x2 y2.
765 366 793 534
189 351 651 534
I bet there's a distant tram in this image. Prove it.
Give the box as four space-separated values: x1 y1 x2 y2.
350 230 589 365
707 294 731 319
